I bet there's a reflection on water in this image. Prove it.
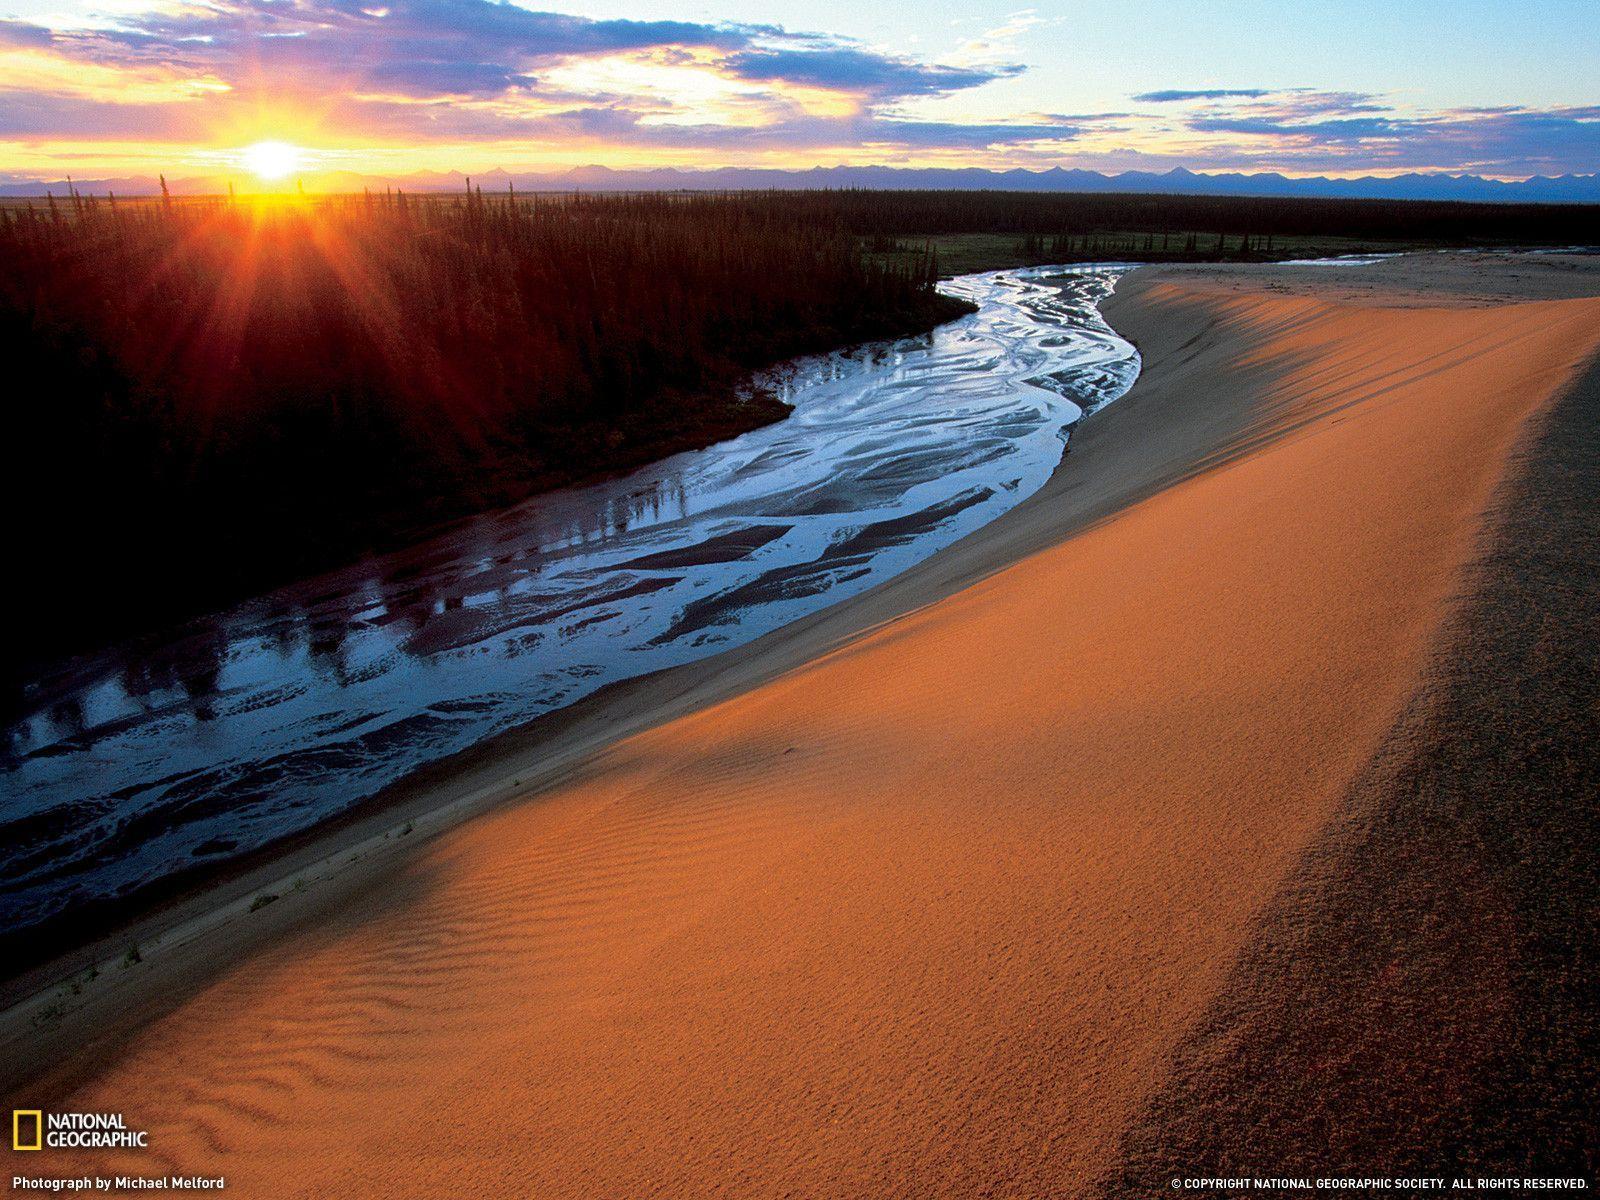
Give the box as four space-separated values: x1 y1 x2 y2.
0 265 1140 940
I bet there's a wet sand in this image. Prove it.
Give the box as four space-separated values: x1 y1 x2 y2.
5 253 1599 1195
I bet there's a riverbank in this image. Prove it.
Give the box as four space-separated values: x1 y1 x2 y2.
0 268 1087 984
5 253 1598 1193
2 193 968 674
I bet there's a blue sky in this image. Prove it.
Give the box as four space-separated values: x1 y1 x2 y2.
562 0 1600 111
0 0 1595 181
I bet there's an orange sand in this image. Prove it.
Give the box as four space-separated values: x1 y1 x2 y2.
10 259 1600 1196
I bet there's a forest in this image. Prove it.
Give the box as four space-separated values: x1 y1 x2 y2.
782 188 1600 243
3 185 1594 668
0 189 958 668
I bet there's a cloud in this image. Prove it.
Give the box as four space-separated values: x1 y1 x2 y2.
1187 115 1401 140
723 46 1017 97
0 18 55 48
1132 88 1274 103
947 10 1049 68
4 0 1010 105
1164 89 1600 175
22 1 757 99
0 91 206 139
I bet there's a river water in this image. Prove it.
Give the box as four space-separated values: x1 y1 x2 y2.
1 264 1140 943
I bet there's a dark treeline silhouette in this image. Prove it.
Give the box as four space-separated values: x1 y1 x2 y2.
760 188 1600 245
1 189 962 668
5 185 1593 671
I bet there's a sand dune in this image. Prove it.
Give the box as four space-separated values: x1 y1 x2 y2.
8 255 1599 1196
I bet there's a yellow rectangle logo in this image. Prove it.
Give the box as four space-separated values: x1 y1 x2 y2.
13 1109 42 1151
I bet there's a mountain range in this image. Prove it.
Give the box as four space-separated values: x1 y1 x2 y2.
5 164 1599 203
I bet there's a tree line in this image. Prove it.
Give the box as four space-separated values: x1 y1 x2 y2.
1 189 961 667
753 188 1600 244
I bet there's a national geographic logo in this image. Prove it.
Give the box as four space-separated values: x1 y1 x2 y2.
10 1109 224 1193
13 1109 42 1151
11 1110 149 1150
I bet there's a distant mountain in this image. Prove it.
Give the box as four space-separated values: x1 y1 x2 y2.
5 164 1598 203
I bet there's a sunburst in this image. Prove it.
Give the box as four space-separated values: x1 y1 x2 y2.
240 140 304 182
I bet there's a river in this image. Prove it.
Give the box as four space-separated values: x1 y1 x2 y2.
1 264 1140 947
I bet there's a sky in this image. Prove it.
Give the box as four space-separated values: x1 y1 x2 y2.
0 0 1596 184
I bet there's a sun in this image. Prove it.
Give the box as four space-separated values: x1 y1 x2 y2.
240 140 304 182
